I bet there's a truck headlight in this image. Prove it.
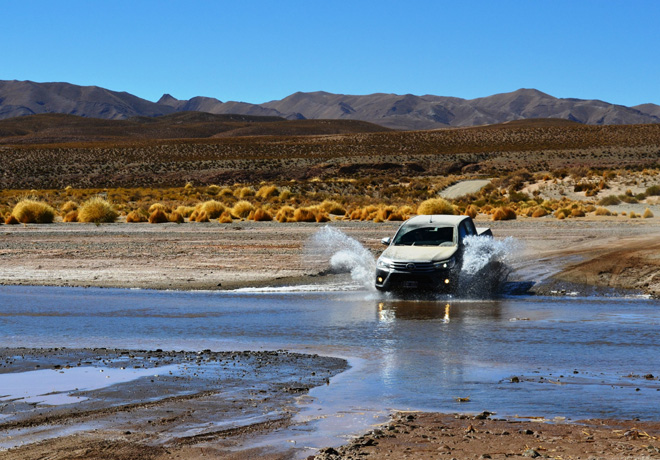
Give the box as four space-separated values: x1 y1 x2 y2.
377 257 393 270
434 257 456 270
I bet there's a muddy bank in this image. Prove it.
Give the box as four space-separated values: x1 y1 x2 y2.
0 218 659 296
313 411 660 460
0 347 346 459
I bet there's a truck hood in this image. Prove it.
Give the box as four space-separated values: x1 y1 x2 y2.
381 245 457 263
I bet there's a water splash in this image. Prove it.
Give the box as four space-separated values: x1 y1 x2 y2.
308 226 376 290
462 235 518 275
458 235 519 297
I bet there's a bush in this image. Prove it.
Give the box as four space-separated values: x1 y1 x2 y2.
463 204 479 219
126 210 147 223
12 199 56 224
531 207 548 218
63 211 78 222
293 207 316 222
232 200 254 218
319 200 346 216
595 207 612 216
598 195 621 206
149 203 168 213
4 214 19 225
252 208 273 221
234 187 255 199
61 201 78 213
275 206 295 222
255 185 279 199
169 211 185 224
218 210 233 223
646 185 660 196
643 208 654 218
77 197 118 223
148 209 169 224
200 200 226 219
417 198 455 215
492 207 516 221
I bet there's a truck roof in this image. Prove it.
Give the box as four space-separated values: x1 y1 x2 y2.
402 214 470 228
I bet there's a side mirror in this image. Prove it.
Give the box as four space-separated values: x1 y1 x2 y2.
381 237 392 245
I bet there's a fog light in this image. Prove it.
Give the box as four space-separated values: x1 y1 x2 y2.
377 277 384 283
444 278 450 284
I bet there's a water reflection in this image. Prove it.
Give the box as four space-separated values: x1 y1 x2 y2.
377 299 502 322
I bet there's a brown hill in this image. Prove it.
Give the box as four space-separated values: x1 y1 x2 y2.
2 80 659 130
0 112 390 145
2 120 659 189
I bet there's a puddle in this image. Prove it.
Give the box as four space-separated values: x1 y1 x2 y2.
0 365 178 406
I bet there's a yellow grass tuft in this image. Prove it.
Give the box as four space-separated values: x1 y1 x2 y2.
174 206 195 218
463 204 479 219
255 185 279 199
61 201 78 213
417 198 456 215
492 207 517 221
531 207 548 218
199 200 226 219
169 211 185 224
4 214 20 225
148 203 168 213
643 208 654 218
275 206 295 222
126 210 147 223
232 200 254 218
234 187 255 199
319 200 347 216
12 199 56 224
63 210 78 222
77 197 118 223
252 208 273 221
594 207 612 216
194 211 210 222
218 210 233 223
148 209 169 224
293 207 317 222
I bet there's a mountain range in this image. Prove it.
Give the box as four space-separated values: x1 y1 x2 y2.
1 79 659 130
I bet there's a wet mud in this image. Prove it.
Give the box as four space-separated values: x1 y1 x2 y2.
0 348 346 459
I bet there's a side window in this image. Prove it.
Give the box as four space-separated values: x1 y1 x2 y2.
465 219 476 236
458 222 468 244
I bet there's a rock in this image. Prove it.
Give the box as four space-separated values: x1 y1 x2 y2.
523 448 540 457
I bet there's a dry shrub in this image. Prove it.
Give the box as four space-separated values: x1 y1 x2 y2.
293 207 317 222
595 207 612 216
630 211 638 219
61 201 78 213
5 214 19 225
571 208 586 218
126 210 147 223
234 187 255 199
218 210 233 223
63 210 78 222
319 200 346 216
200 200 226 219
316 210 330 223
643 208 654 218
492 207 517 221
256 185 279 199
418 198 456 215
194 211 210 222
149 209 169 224
169 211 185 224
78 197 118 223
278 190 292 201
149 203 168 213
531 207 548 218
387 211 405 221
348 209 362 220
218 187 234 198
184 182 193 190
175 206 195 218
232 200 254 218
207 185 221 195
12 199 56 224
252 208 273 221
463 204 479 219
555 210 568 219
275 206 295 222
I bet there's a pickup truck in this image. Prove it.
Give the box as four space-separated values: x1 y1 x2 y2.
375 214 492 292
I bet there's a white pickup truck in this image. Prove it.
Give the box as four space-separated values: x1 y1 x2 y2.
375 215 492 292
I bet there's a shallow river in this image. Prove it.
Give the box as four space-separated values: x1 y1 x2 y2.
2 285 660 451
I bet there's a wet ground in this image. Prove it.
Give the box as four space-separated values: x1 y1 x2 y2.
1 284 660 457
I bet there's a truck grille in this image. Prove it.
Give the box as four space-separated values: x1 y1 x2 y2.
391 261 435 272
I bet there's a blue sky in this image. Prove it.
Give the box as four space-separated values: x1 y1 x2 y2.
4 1 659 106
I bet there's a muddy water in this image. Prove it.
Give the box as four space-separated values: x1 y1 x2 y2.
2 285 660 451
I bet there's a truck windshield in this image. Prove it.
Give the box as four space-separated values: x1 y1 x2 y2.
393 226 455 246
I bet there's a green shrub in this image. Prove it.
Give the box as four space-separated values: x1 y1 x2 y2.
598 195 621 206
